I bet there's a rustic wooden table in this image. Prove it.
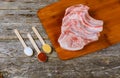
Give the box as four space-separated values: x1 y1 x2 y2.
0 0 120 78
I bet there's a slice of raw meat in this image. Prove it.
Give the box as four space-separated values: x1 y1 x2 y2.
58 4 103 51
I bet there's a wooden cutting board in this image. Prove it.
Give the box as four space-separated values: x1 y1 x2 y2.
37 0 120 60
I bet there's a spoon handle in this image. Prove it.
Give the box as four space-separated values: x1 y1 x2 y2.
14 29 27 48
32 27 45 45
27 33 40 53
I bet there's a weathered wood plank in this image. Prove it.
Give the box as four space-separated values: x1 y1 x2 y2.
0 41 120 58
0 1 58 10
0 41 120 78
0 0 58 3
0 14 39 23
0 10 36 15
0 23 49 40
0 0 120 78
0 40 55 57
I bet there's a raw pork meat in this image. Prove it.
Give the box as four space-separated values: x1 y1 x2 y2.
58 4 103 51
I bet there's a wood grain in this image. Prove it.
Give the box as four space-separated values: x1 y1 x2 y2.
38 0 120 60
0 0 120 78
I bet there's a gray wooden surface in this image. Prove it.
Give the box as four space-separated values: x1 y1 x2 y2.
0 0 120 78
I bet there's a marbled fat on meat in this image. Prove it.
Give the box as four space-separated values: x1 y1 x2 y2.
58 4 103 51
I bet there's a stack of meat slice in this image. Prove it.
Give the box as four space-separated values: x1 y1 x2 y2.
58 4 104 51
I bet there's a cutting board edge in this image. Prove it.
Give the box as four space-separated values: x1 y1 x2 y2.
56 42 118 60
37 7 63 60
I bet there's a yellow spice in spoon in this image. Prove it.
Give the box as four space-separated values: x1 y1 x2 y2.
42 44 52 53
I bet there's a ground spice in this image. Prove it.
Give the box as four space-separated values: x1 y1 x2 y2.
37 52 47 62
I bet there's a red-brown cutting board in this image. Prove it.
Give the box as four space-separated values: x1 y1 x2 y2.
38 0 120 60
